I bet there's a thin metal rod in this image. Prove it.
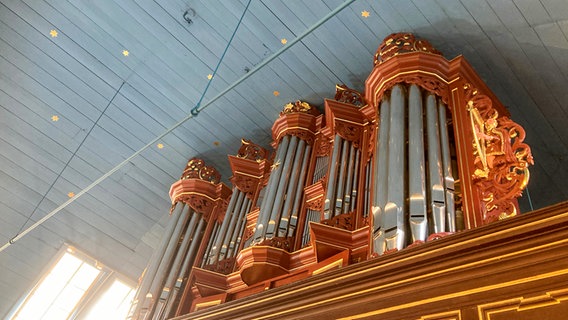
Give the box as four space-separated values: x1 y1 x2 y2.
0 0 355 253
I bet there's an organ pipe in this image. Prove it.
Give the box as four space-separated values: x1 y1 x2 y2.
384 84 407 251
408 84 428 242
278 139 306 236
426 93 446 234
266 136 298 238
438 101 456 232
254 135 290 242
324 135 342 219
287 144 311 237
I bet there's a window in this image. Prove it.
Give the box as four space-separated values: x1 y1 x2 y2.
10 246 135 320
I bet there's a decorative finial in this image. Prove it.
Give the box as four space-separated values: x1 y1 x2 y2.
374 33 442 65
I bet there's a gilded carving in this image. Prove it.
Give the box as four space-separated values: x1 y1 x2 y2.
281 100 315 115
464 83 533 222
335 84 366 106
374 33 442 65
181 158 221 183
236 139 269 162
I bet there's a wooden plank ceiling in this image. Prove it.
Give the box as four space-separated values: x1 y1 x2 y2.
1 0 567 316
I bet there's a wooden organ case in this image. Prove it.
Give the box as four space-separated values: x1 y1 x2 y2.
129 34 568 320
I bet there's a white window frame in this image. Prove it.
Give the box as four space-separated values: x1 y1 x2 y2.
8 244 136 320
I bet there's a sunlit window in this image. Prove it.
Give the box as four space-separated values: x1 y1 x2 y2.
82 279 136 320
10 246 135 320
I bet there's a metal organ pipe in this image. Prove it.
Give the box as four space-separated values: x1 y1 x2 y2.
153 212 201 318
324 135 342 219
343 144 356 212
408 85 428 242
201 222 219 267
384 84 407 251
426 93 446 233
218 191 245 261
335 140 350 215
350 149 360 213
162 217 206 319
146 206 193 314
372 99 390 253
287 144 311 237
278 139 306 236
266 136 299 238
372 84 458 255
130 203 185 319
438 101 456 232
226 196 250 257
254 135 290 242
211 188 240 263
228 199 252 257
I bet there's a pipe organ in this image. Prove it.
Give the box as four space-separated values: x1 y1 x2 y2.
372 84 458 254
130 33 535 319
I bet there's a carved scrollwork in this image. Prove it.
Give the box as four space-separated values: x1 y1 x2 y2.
203 257 236 275
321 212 353 231
243 226 255 242
257 236 294 252
281 100 316 115
181 158 221 183
464 83 533 222
377 74 449 105
232 175 257 195
374 33 442 65
175 194 214 216
285 129 315 145
306 195 323 212
335 121 362 148
315 136 332 156
236 139 269 162
335 84 366 106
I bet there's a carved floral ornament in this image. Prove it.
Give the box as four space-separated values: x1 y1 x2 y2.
236 139 269 162
464 83 533 222
375 74 449 105
180 158 221 183
335 121 363 148
335 84 366 106
281 100 317 115
374 33 442 65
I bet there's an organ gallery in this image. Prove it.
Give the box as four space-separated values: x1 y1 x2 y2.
128 33 568 319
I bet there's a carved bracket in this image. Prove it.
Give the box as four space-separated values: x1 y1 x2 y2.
464 83 533 222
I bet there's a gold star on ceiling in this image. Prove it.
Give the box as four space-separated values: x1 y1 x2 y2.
51 115 59 122
213 141 220 146
157 143 164 149
361 10 370 18
50 29 58 38
281 38 287 45
67 192 75 198
122 50 129 56
273 91 280 96
207 74 213 80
